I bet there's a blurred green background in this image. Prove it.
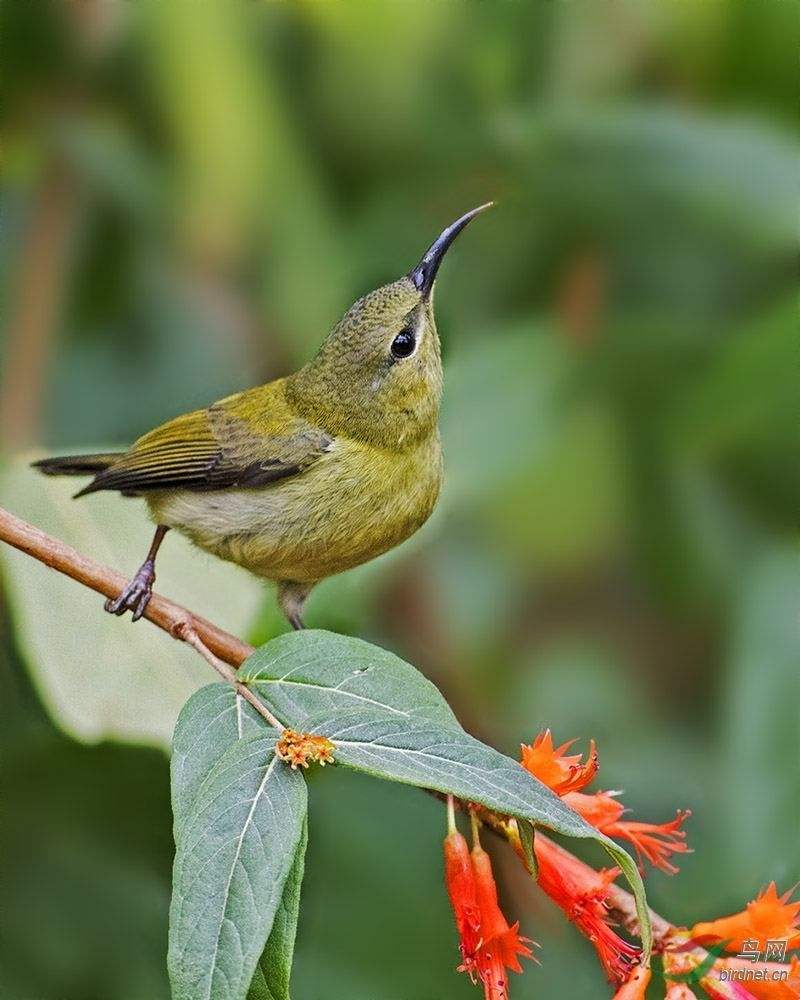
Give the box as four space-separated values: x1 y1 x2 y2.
1 1 797 998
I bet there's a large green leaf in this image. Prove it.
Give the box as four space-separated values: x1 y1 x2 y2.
238 629 461 730
172 686 306 999
308 708 591 835
308 707 652 960
168 736 307 1000
519 107 797 256
0 460 263 746
169 616 469 825
246 818 307 1000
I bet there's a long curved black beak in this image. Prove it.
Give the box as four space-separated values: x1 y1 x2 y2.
410 202 493 297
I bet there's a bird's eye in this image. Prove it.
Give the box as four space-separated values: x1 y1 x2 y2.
390 328 416 359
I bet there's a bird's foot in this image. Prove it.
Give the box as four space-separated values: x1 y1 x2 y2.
104 561 155 622
277 580 312 631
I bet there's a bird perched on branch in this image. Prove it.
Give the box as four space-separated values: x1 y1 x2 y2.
34 204 492 629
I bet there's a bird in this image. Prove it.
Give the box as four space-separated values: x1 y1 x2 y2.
33 203 492 630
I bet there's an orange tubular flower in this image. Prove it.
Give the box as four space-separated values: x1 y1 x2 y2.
520 729 691 875
470 841 536 999
535 835 640 985
444 827 482 966
691 883 800 954
665 929 800 1000
444 824 535 999
520 729 598 795
564 790 691 875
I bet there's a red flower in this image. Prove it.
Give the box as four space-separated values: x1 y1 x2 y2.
520 729 598 795
470 841 536 999
520 730 691 875
444 827 482 965
664 929 800 1000
443 808 535 999
564 790 691 874
535 834 640 984
691 883 800 954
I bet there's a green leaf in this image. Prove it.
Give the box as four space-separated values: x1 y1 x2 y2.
521 107 797 255
238 629 461 730
309 708 652 960
517 818 538 878
172 686 306 999
171 617 468 822
172 629 462 783
246 818 307 1000
310 708 588 833
1 730 173 1000
168 736 307 1000
171 684 266 835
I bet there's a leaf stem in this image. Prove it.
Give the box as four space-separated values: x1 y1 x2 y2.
470 808 481 847
446 793 456 834
174 621 284 731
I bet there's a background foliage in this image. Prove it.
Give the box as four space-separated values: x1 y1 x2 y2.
0 2 796 997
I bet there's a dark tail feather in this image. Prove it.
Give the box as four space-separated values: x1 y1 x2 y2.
32 452 124 498
32 453 122 477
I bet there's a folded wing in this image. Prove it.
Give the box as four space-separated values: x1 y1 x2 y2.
75 398 332 497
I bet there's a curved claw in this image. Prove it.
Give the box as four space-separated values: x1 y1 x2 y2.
131 592 151 622
104 563 155 621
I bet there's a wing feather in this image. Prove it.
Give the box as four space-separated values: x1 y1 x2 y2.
75 394 331 497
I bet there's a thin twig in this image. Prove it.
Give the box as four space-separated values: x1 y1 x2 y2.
0 505 253 667
606 875 675 946
0 504 286 728
175 620 284 731
0 502 674 946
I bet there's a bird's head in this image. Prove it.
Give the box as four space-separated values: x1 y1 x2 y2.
291 204 492 449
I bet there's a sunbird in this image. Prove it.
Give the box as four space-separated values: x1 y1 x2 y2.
34 204 491 629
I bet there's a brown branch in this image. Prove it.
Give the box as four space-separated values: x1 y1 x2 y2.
0 502 676 954
0 505 290 731
0 505 253 667
606 874 675 946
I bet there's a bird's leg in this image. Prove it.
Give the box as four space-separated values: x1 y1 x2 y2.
277 580 313 631
105 525 170 622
